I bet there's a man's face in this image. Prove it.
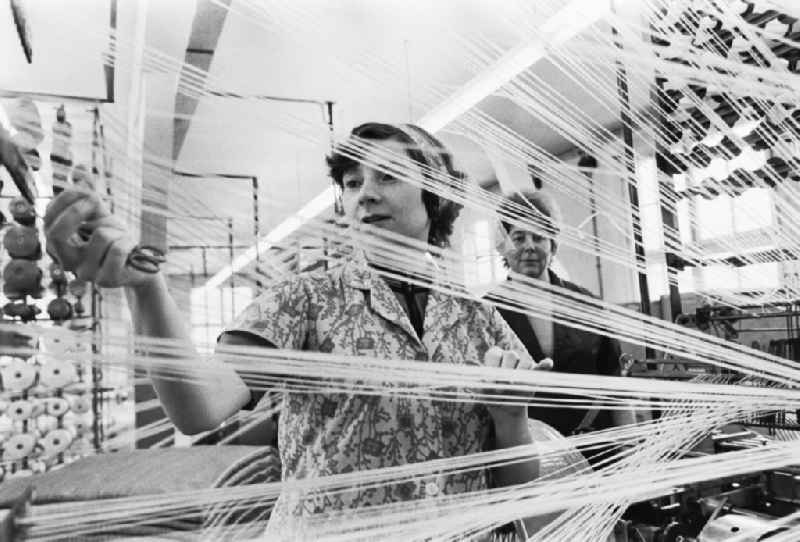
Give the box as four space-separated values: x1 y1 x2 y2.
340 138 430 245
505 226 554 279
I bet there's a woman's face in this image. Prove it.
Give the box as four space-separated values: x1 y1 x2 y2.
340 137 430 245
504 226 555 280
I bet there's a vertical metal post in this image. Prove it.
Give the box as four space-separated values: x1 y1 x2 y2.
579 154 605 299
325 101 335 148
659 173 685 322
91 107 100 176
91 284 103 451
252 176 262 289
202 248 210 346
326 101 338 270
227 217 235 317
611 5 654 365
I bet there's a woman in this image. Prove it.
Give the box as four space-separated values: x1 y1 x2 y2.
40 123 544 537
496 190 635 466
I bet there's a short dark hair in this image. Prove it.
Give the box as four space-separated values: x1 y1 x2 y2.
326 122 464 247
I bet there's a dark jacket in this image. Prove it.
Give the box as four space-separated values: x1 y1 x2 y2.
495 271 623 438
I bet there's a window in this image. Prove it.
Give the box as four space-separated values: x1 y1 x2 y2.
462 218 506 293
639 151 779 298
686 150 777 293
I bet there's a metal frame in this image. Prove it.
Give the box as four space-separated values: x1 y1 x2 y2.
171 171 262 289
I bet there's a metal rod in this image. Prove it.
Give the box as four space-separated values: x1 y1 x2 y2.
171 170 255 180
202 248 210 346
166 214 232 221
709 310 800 321
91 284 103 452
252 176 262 289
169 244 251 250
578 154 605 298
206 89 331 108
737 327 800 333
228 217 235 315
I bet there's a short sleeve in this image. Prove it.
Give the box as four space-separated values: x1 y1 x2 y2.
224 275 312 351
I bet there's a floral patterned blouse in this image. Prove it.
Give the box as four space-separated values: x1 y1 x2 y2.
226 257 527 536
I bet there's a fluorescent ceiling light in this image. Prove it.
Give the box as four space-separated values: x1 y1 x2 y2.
201 0 612 290
418 0 614 132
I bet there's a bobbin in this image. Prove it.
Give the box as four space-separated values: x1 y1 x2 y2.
7 400 34 421
45 397 70 417
69 395 91 415
38 360 77 388
2 359 36 392
3 433 35 461
39 429 72 458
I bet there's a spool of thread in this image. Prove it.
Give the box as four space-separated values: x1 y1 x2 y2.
8 197 36 227
73 298 85 316
3 433 36 461
46 297 73 321
2 302 41 321
39 360 77 388
40 429 72 458
49 262 67 286
67 278 87 298
42 330 75 354
3 225 40 259
45 397 69 417
2 260 43 299
69 395 91 415
7 400 34 421
23 148 40 171
2 360 36 392
7 97 44 150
